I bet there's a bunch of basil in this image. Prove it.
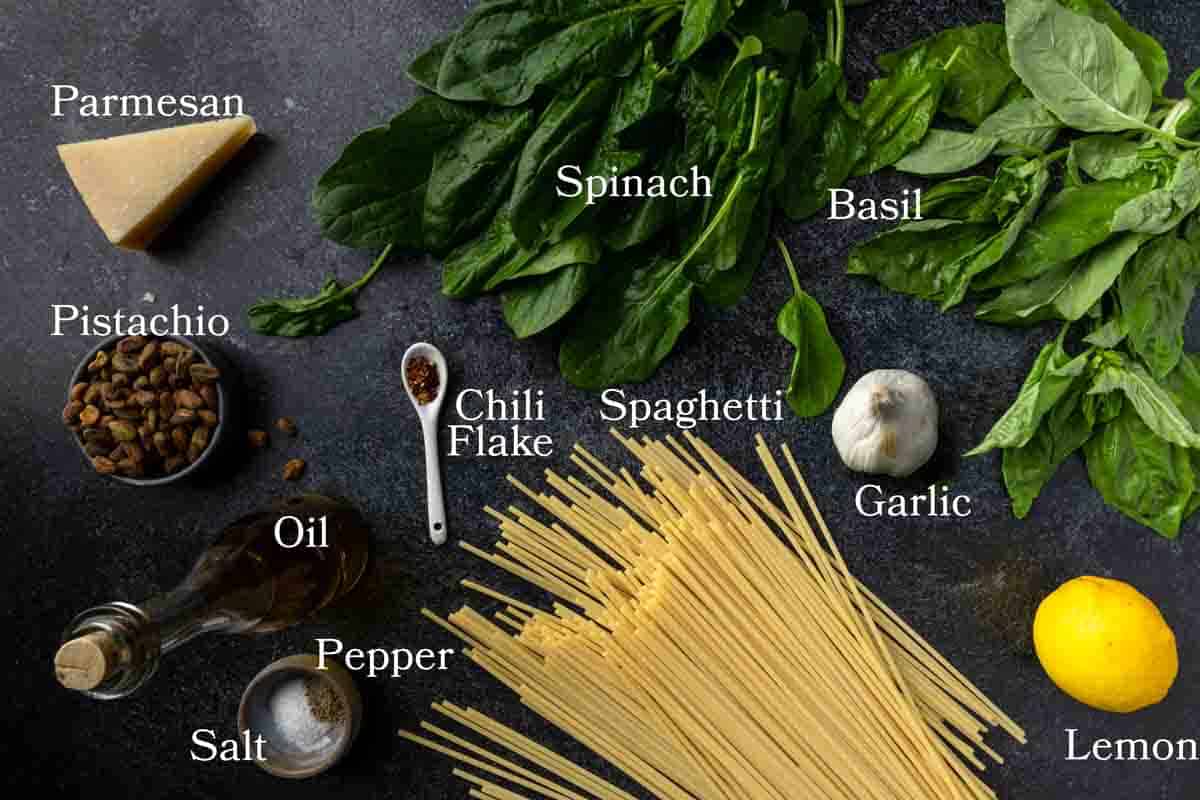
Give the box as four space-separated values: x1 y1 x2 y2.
849 0 1200 537
254 0 949 416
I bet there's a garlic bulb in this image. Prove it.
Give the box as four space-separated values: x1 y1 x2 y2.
832 370 938 477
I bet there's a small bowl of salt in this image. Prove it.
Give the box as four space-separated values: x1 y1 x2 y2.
239 654 362 778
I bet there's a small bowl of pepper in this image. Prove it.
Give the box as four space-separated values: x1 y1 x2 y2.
63 334 227 485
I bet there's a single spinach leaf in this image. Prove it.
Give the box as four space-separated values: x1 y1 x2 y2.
976 98 1062 155
408 35 452 91
853 68 945 176
878 23 1017 125
442 211 523 299
501 263 594 339
700 194 771 307
423 107 535 252
1058 0 1170 96
1089 359 1200 448
968 333 1092 455
673 0 735 62
775 240 845 417
312 98 480 250
1006 0 1153 133
560 255 694 389
1084 404 1195 538
435 0 660 105
894 129 998 176
1119 233 1200 378
1002 378 1094 518
777 103 862 220
772 60 841 190
484 233 603 291
249 246 393 338
509 78 615 249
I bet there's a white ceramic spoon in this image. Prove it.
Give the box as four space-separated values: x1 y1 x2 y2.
402 342 448 546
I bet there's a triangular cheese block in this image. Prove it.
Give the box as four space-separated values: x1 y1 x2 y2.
58 115 257 249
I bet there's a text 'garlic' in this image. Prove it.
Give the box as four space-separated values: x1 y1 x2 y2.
832 370 938 477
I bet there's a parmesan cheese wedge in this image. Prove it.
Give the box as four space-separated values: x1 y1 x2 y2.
58 115 257 249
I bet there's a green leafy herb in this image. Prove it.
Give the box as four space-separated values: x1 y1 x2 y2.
775 240 845 417
248 245 394 337
1118 233 1200 378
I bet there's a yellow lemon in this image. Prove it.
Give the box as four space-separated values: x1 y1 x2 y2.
1033 576 1178 713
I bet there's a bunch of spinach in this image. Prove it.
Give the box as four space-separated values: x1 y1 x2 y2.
849 0 1200 537
252 0 948 416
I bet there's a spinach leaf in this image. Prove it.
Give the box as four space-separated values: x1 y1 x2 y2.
1119 233 1200 378
423 108 535 252
968 333 1092 455
249 246 393 337
509 78 615 249
1084 404 1195 538
848 220 997 302
894 130 998 176
1089 358 1200 448
775 239 845 417
559 255 694 390
484 233 602 291
853 68 945 176
442 211 523 299
1006 0 1153 133
878 23 1017 126
674 0 735 62
408 35 452 91
1058 0 1170 96
976 98 1062 155
772 60 841 190
434 0 663 105
502 263 594 339
977 172 1155 289
777 93 861 220
1112 150 1200 235
312 98 480 250
700 194 771 307
1002 378 1094 518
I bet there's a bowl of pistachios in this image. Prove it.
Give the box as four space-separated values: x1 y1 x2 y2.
63 335 227 485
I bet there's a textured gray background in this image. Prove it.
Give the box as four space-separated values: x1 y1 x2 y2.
3 0 1199 797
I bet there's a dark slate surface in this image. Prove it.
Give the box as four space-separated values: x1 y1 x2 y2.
3 0 1198 796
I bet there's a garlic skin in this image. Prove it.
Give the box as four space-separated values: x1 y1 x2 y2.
832 370 938 478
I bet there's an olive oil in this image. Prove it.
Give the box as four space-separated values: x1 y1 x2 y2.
54 495 369 699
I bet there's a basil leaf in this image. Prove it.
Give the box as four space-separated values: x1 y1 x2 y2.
1006 0 1153 133
1002 378 1094 518
848 220 997 302
775 240 845 417
894 130 998 176
502 263 594 339
1083 317 1127 349
853 68 945 176
435 0 658 105
312 97 480 250
978 172 1155 289
1084 404 1195 539
1163 354 1200 520
1058 0 1170 96
921 176 995 221
1119 234 1200 378
1052 232 1147 320
878 23 1017 126
423 108 535 252
1112 151 1200 236
1089 360 1200 448
976 98 1062 155
560 255 694 390
1069 134 1143 180
408 35 452 92
968 334 1092 455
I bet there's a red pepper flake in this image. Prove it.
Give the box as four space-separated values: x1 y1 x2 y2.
406 356 440 405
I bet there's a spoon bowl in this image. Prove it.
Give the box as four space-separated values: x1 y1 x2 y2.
402 342 448 545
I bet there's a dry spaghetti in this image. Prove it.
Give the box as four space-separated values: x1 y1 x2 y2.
402 431 1023 800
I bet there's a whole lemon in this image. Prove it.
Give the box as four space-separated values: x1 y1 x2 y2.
1033 576 1178 713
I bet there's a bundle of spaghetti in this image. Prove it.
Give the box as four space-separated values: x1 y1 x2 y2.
402 431 1023 800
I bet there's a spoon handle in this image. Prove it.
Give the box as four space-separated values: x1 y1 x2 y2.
422 420 446 545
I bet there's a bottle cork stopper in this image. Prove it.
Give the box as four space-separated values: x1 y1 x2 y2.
55 631 117 691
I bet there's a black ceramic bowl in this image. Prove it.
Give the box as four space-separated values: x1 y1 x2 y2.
66 335 228 486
